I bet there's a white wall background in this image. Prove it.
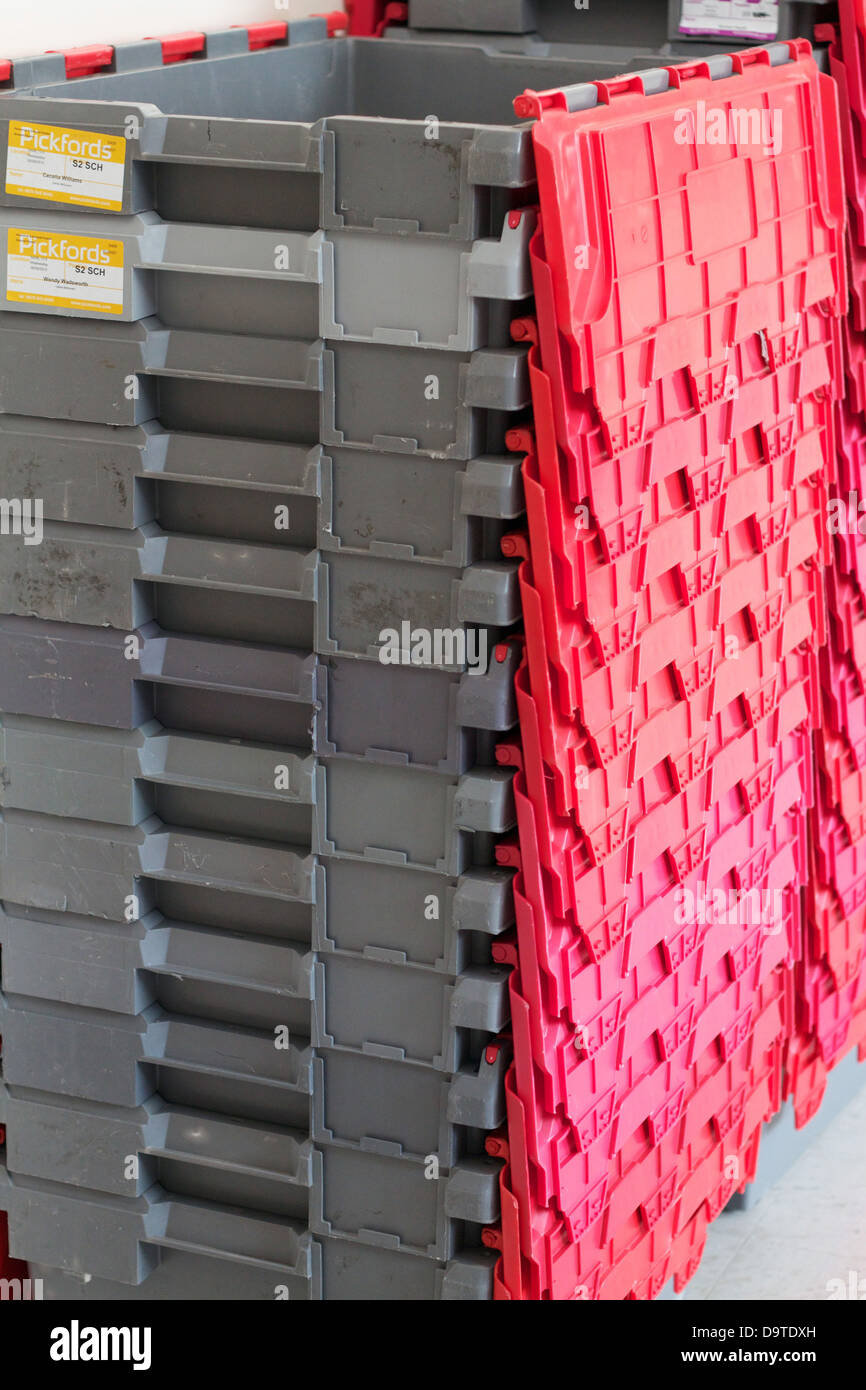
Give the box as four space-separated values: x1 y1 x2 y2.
1 0 324 60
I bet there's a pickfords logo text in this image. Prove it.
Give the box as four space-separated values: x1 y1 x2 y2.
14 125 115 161
8 231 113 264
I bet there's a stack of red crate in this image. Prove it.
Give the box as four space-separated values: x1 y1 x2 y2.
790 10 866 1127
487 43 847 1299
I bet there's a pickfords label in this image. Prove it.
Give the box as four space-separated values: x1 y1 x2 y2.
6 228 124 314
6 120 126 210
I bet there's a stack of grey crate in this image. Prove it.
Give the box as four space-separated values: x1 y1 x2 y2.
0 4 821 1301
0 16 624 1302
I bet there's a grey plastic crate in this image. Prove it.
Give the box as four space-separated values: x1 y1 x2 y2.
0 315 528 457
0 614 519 770
0 806 515 970
317 1233 495 1300
0 19 553 1302
313 1041 511 1156
3 1164 496 1297
0 890 510 1075
0 20 649 234
0 520 519 652
317 643 520 773
0 615 319 742
404 0 823 44
316 858 515 973
312 951 509 1071
0 204 535 353
0 1165 316 1290
322 759 515 871
407 0 538 29
310 1143 500 1260
0 716 514 871
320 446 524 567
2 1083 312 1217
383 27 711 58
0 992 313 1119
0 714 316 831
24 1242 496 1300
0 903 313 1028
1 859 512 1007
0 416 525 568
27 1254 309 1301
0 988 508 1289
0 810 315 921
0 1084 499 1264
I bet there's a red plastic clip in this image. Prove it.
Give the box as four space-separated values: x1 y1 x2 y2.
513 89 568 120
146 31 206 64
593 73 653 105
664 59 713 89
510 316 539 347
0 60 11 84
505 426 534 455
375 2 408 34
495 839 522 871
238 22 288 51
46 45 113 79
492 939 519 968
484 1127 509 1160
501 532 530 562
729 46 775 73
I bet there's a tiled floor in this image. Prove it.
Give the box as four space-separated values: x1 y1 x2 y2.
680 1085 866 1300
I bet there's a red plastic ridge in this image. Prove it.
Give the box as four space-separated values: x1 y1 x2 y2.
46 45 113 79
240 22 288 50
145 31 206 64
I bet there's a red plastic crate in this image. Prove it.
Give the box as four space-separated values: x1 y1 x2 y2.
519 46 846 459
496 1019 782 1298
510 879 792 1144
523 234 839 563
495 33 859 1302
806 879 866 989
835 1 866 164
513 400 828 652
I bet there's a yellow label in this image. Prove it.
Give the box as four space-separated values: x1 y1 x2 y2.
6 227 125 315
6 121 126 211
